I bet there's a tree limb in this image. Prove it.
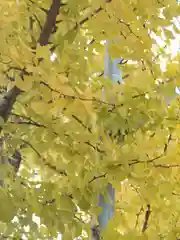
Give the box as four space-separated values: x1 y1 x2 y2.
0 86 22 128
39 0 61 46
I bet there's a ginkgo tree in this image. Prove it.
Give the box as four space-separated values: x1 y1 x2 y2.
0 0 179 239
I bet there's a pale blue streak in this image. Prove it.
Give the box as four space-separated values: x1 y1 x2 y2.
97 40 122 232
104 40 123 83
98 183 115 229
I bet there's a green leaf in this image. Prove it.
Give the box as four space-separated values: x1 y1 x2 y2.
0 189 17 223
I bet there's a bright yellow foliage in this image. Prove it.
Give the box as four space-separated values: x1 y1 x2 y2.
0 0 179 239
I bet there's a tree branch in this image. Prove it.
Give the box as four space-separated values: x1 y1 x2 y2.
135 206 144 229
8 150 22 173
40 80 117 107
154 163 180 168
39 0 61 46
0 0 62 129
21 139 67 176
10 113 47 128
72 114 92 133
0 86 22 127
89 173 106 184
85 141 105 154
0 0 63 175
77 0 112 28
142 204 151 232
91 225 100 240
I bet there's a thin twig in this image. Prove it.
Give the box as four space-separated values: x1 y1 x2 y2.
142 204 151 232
33 14 43 30
89 173 106 184
21 139 67 176
135 206 144 229
40 81 117 107
84 141 105 154
72 114 92 133
77 0 112 29
11 113 46 128
154 164 180 168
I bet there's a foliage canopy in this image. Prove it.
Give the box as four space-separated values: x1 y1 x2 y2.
0 0 179 239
